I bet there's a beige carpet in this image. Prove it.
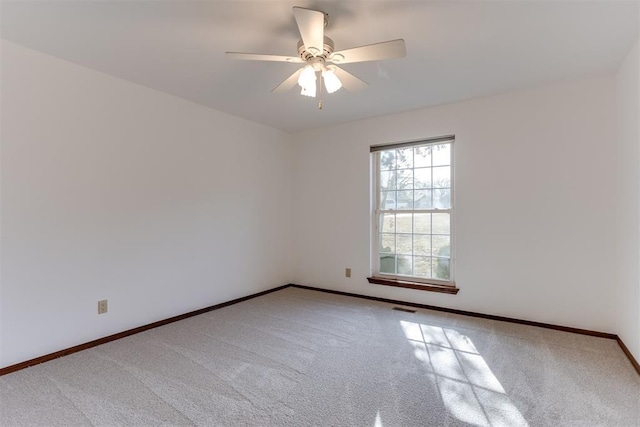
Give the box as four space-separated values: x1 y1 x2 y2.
1 287 639 426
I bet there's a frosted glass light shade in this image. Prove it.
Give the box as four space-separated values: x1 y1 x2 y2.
298 65 317 97
300 83 316 97
322 69 342 94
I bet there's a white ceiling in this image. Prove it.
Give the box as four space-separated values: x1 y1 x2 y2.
2 0 638 132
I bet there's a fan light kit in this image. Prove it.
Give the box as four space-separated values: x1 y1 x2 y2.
226 6 406 107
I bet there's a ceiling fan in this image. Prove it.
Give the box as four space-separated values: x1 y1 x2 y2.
226 6 406 101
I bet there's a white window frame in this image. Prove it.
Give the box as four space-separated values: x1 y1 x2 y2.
370 136 455 288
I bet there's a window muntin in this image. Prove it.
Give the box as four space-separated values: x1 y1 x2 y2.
372 139 454 285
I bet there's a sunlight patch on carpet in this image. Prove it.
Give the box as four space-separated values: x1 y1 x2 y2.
400 320 529 427
374 410 383 427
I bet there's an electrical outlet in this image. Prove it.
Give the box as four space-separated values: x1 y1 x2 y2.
98 299 108 314
345 268 352 278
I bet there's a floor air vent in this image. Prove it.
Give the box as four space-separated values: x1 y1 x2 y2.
393 307 416 313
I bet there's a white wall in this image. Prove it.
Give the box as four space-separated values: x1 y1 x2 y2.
616 39 640 363
291 77 618 333
0 41 292 368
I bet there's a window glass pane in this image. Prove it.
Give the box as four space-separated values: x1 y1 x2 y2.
432 144 450 166
396 234 412 255
414 213 431 234
414 146 432 168
414 235 431 256
397 169 414 190
397 148 413 169
396 213 412 233
380 213 395 233
397 190 414 210
433 166 451 188
380 234 395 253
380 255 396 274
414 190 432 209
432 213 450 234
414 167 431 189
374 141 453 283
432 235 450 257
380 150 396 170
380 170 397 190
397 255 412 275
380 191 396 210
414 256 431 277
434 189 451 209
433 257 450 280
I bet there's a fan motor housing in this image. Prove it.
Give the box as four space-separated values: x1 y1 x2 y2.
297 36 335 62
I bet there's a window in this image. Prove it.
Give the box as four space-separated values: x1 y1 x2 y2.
369 136 457 294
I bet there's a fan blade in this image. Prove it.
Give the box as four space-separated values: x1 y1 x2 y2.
272 69 303 93
293 7 325 56
331 39 406 64
332 66 368 91
226 52 303 63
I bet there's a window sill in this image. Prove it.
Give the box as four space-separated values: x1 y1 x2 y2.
367 276 459 295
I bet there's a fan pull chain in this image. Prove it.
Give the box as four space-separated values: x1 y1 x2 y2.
318 99 323 110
